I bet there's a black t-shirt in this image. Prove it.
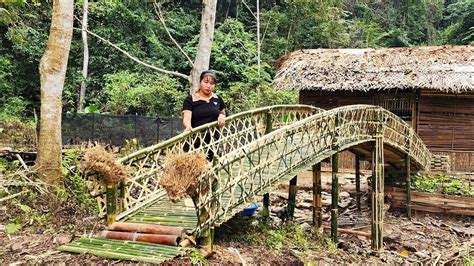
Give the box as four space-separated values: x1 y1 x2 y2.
183 94 226 128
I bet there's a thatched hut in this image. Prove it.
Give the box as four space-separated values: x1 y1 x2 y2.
273 45 474 172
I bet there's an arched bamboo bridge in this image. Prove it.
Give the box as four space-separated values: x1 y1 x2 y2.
60 105 432 263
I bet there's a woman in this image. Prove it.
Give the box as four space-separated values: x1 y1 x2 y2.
182 71 226 160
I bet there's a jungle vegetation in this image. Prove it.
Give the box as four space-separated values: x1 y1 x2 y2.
1 0 473 120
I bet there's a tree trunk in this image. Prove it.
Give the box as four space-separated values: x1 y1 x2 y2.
78 0 89 112
36 0 74 187
189 0 217 93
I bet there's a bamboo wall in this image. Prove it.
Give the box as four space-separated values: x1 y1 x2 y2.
417 90 474 152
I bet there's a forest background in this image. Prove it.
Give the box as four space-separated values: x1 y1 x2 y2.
1 0 473 122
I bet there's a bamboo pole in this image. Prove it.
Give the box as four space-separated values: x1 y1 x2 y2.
118 180 125 214
101 231 180 246
371 111 384 251
107 222 186 236
312 163 322 229
331 153 339 243
355 154 361 211
106 185 117 225
405 154 411 218
288 176 297 219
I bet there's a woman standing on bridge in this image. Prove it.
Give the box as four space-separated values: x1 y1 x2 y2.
182 71 226 160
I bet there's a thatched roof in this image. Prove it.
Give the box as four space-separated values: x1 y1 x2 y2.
273 46 474 93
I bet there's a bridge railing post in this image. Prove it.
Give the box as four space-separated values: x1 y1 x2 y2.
331 113 340 243
404 127 412 219
265 111 273 134
371 110 384 251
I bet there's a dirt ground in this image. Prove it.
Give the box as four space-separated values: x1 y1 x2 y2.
1 170 473 264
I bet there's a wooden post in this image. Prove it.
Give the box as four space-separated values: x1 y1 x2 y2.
262 193 270 222
331 153 339 243
106 185 117 225
355 154 361 211
371 112 384 251
312 163 322 229
288 176 297 219
405 154 412 218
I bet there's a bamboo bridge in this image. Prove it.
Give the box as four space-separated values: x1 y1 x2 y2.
59 104 432 263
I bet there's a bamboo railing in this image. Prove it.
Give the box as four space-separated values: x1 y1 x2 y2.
86 104 431 241
192 105 431 236
86 105 322 217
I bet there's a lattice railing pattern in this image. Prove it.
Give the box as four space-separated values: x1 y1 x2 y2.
193 105 431 234
88 105 322 217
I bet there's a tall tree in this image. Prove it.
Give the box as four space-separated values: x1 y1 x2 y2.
78 0 89 112
189 0 217 92
36 0 74 187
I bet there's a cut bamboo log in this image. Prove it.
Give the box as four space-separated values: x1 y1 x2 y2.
101 231 180 246
106 185 117 225
107 222 186 236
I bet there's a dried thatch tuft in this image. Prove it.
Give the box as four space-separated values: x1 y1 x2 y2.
159 152 210 203
84 145 127 186
273 45 474 93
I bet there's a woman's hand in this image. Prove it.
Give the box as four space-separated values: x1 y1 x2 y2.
218 113 226 127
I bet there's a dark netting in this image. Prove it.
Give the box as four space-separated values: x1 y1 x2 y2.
62 113 183 146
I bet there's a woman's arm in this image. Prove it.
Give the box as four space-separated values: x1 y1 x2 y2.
183 111 192 131
217 109 226 127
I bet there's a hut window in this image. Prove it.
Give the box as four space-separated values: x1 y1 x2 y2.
374 93 416 120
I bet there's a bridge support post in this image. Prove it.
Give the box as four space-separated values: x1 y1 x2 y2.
405 154 412 219
355 154 361 211
312 163 322 229
371 137 384 251
262 193 270 222
331 153 339 243
288 176 297 219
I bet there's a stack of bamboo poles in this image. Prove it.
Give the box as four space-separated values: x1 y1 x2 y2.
101 222 186 246
57 237 184 263
58 222 188 263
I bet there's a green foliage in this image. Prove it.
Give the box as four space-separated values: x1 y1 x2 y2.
220 64 298 114
62 149 99 214
411 173 474 197
1 0 472 125
188 247 208 265
0 96 29 122
103 71 185 116
4 223 22 235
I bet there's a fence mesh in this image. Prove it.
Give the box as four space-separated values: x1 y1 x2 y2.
62 113 183 147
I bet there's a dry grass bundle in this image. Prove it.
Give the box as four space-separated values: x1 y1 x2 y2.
159 152 210 203
84 145 127 186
